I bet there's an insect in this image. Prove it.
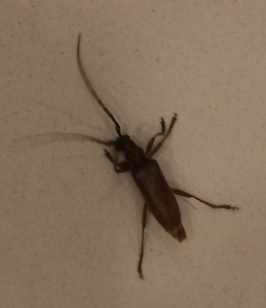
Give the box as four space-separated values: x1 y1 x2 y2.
75 34 239 278
19 34 239 279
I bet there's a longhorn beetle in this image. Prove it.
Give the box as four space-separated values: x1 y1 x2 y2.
75 34 239 278
22 34 238 279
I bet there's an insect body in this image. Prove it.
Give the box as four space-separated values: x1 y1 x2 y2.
76 34 238 278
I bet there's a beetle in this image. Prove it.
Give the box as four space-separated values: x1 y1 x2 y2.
19 34 239 278
75 34 239 278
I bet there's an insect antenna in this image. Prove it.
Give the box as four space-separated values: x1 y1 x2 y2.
12 133 114 150
77 33 122 136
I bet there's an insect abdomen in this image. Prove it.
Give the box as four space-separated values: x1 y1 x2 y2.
132 159 186 241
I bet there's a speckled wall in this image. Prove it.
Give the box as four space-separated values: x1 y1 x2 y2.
1 1 266 307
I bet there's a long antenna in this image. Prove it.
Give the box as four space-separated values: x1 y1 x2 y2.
77 33 122 136
12 133 114 150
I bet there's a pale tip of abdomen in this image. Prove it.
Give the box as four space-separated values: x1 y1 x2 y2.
169 224 187 242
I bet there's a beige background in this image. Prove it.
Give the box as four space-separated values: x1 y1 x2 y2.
1 1 266 307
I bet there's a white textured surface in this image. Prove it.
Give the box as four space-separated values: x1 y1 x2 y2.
1 1 266 307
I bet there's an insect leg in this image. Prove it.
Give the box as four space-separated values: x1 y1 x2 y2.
104 150 131 173
137 202 148 279
148 113 178 158
145 118 166 155
171 188 239 210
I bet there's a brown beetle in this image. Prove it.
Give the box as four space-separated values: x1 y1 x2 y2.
75 34 239 278
19 34 238 278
